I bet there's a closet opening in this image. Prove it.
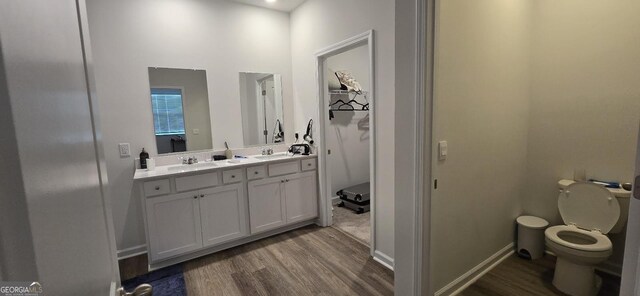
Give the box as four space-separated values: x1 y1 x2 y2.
315 31 378 259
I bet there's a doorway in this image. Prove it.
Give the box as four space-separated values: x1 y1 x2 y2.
315 31 377 258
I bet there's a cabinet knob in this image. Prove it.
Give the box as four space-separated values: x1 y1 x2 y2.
231 175 236 178
194 195 198 199
254 171 259 175
200 194 204 198
308 163 312 166
155 186 160 190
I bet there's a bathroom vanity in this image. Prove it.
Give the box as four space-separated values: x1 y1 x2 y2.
134 154 318 269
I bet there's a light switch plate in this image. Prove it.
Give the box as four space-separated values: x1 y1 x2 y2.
438 141 448 160
193 129 200 135
118 143 131 157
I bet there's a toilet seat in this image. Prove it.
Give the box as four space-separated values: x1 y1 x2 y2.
558 182 620 234
545 225 611 252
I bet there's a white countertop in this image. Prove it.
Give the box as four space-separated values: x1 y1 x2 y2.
134 153 317 180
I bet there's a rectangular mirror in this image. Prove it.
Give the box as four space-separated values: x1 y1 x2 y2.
239 72 285 146
148 67 213 154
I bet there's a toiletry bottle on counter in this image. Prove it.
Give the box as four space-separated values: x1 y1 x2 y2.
140 148 149 169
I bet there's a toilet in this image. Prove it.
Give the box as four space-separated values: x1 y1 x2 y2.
545 181 624 296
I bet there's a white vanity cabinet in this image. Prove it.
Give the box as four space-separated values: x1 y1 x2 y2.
145 191 203 261
136 156 319 268
247 176 287 233
284 171 318 223
248 170 318 234
199 184 248 247
144 181 248 262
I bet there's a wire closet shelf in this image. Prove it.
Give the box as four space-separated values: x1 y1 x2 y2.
328 90 369 120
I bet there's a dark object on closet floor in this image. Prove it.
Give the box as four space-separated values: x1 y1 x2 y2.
337 182 371 214
289 144 311 155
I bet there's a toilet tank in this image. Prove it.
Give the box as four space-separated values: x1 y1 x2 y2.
558 179 631 233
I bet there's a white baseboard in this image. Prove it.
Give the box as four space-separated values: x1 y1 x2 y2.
110 281 117 296
331 195 341 205
373 250 394 271
435 243 514 296
117 244 147 260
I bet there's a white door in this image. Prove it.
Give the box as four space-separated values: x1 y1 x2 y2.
199 184 248 247
284 171 319 223
248 176 287 233
146 191 203 262
621 124 640 294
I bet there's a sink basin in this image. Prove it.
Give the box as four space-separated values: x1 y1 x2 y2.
167 162 218 172
252 153 292 160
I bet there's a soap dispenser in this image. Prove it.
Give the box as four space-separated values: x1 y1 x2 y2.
139 148 149 169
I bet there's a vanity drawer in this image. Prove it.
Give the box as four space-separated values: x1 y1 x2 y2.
268 161 300 177
301 159 317 171
143 179 171 197
247 166 266 180
175 172 219 192
222 169 243 184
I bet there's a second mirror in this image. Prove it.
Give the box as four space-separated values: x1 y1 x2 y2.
239 72 285 146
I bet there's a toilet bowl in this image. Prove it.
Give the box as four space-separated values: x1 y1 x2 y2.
545 182 620 296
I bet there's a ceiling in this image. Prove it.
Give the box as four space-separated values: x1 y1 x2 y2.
229 0 307 12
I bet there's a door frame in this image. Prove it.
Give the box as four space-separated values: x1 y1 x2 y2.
621 122 640 294
314 30 377 258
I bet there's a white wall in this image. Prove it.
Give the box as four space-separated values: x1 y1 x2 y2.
290 0 396 261
86 0 293 252
431 0 532 291
148 68 212 152
326 46 371 196
0 0 116 293
524 0 640 270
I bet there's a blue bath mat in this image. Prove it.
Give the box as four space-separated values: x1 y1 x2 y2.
122 264 186 296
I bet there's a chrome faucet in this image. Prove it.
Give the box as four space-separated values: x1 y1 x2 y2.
261 147 274 155
178 156 198 165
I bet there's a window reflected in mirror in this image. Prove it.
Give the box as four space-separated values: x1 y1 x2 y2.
148 67 213 154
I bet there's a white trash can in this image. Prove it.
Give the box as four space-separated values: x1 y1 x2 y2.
516 215 549 260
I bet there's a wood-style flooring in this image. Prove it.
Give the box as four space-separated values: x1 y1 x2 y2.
460 254 620 296
119 225 394 295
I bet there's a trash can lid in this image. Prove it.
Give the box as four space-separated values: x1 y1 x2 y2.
517 215 549 229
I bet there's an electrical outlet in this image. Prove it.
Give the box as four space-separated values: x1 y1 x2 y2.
118 143 131 157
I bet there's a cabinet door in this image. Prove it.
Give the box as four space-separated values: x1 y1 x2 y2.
146 192 203 262
199 184 248 247
284 171 318 223
248 176 286 234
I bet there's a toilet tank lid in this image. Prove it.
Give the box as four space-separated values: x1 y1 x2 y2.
517 216 549 229
558 179 631 198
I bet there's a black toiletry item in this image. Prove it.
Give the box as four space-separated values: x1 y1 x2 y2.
289 144 311 155
212 155 227 161
140 148 149 169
